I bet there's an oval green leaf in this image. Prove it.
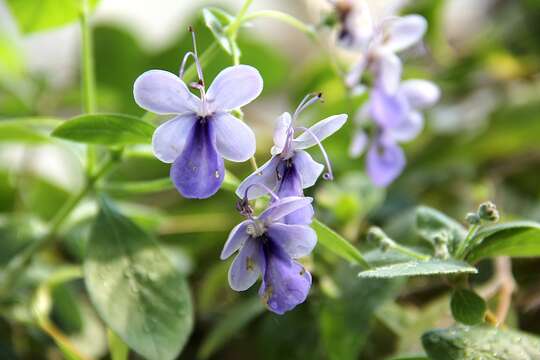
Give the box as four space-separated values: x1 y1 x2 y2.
466 221 540 263
52 114 154 146
358 259 477 278
84 197 193 360
312 219 369 269
202 7 234 54
422 325 540 360
450 289 486 325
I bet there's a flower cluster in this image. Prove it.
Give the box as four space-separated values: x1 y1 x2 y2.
334 0 440 186
133 30 347 314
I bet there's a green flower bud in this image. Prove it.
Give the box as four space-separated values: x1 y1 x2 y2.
465 212 481 225
478 201 499 222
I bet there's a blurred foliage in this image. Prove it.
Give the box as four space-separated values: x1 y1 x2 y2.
1 0 540 359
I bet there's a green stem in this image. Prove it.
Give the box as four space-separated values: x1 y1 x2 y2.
80 0 97 175
242 10 316 39
226 0 254 37
455 224 480 260
390 243 431 261
0 157 117 299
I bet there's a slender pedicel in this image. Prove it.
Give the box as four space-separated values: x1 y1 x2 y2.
295 126 334 180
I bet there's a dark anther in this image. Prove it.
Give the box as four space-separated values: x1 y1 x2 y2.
197 79 205 87
236 197 253 218
188 25 194 32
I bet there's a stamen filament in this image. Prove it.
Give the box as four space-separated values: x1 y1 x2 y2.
295 126 334 180
293 92 323 121
179 26 209 115
244 183 280 202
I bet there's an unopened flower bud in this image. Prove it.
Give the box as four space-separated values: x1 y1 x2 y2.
367 226 386 243
478 201 499 222
465 212 481 225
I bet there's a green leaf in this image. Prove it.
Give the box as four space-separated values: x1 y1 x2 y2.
202 7 234 54
84 197 193 360
358 259 477 278
312 219 369 269
422 325 540 360
466 221 540 263
450 289 486 325
0 121 52 143
52 114 154 146
6 0 100 34
198 297 265 359
416 206 467 253
107 329 129 360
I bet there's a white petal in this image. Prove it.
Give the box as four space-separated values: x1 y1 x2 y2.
383 15 427 53
272 112 292 155
221 221 250 260
133 70 200 114
349 130 369 158
293 150 323 188
213 112 256 162
151 114 197 163
293 114 348 149
235 156 280 200
206 65 263 111
399 80 440 109
377 51 402 94
266 223 317 258
228 238 263 291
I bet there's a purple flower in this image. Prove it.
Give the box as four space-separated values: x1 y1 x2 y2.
221 195 317 314
350 79 440 186
345 14 427 93
133 31 263 199
333 0 374 51
236 94 347 224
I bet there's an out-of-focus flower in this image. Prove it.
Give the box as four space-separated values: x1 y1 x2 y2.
221 194 316 315
350 79 440 186
133 30 263 199
236 94 347 224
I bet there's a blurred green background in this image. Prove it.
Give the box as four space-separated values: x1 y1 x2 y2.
1 0 540 359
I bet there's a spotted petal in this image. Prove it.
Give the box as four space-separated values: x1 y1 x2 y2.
293 114 348 149
213 112 256 162
221 220 250 260
206 65 263 112
133 70 200 114
151 114 197 163
228 237 264 291
266 223 317 258
170 120 224 199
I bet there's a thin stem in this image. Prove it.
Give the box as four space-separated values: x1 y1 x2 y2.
242 10 316 39
0 156 117 299
390 243 431 261
455 224 480 259
226 0 254 37
80 0 97 175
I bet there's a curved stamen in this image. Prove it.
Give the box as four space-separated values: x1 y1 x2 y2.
293 92 324 122
295 126 334 180
244 183 280 202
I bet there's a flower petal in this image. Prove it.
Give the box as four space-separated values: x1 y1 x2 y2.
260 241 311 315
271 112 292 155
293 114 348 149
338 0 374 50
228 237 264 291
367 137 406 187
370 86 409 129
266 223 317 258
346 55 368 88
390 111 424 142
259 196 313 224
213 112 256 162
133 70 200 114
221 220 250 260
275 159 314 225
236 156 281 200
349 130 369 158
206 65 263 111
151 114 197 163
292 150 324 189
376 51 402 94
170 119 224 198
383 15 427 53
399 79 440 109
